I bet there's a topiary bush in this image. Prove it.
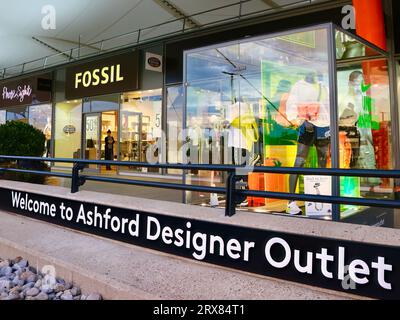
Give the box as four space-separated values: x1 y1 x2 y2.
0 121 49 184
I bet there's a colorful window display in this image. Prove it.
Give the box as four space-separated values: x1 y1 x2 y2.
184 25 394 223
185 27 332 216
336 30 393 219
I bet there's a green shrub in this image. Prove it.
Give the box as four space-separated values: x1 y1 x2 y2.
0 121 49 184
0 121 45 156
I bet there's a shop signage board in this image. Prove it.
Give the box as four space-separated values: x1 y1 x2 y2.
0 75 52 108
0 187 399 300
63 125 76 135
65 51 139 100
145 52 163 72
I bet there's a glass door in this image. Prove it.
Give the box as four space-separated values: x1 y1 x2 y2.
100 111 118 173
120 89 162 174
120 111 141 165
83 113 101 170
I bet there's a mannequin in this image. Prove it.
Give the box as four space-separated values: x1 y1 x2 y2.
225 98 259 166
223 98 259 207
186 117 202 164
285 72 330 215
339 71 381 188
43 117 52 158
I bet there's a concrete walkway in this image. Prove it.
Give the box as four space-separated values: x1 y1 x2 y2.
0 210 357 300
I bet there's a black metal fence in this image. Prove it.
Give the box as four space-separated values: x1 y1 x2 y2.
1 155 400 218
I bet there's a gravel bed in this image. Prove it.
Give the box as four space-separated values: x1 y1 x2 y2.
0 257 103 300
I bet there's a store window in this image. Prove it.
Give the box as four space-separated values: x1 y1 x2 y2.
54 100 82 166
29 104 52 157
120 89 162 174
167 85 184 174
336 29 394 223
185 27 332 215
6 106 28 122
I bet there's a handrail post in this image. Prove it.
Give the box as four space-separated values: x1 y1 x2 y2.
71 163 86 193
225 170 237 217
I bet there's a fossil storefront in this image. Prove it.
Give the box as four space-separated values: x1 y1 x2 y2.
52 49 164 176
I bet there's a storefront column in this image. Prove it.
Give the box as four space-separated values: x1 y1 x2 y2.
328 24 341 222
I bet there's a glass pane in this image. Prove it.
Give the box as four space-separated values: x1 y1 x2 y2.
6 106 28 122
185 27 332 216
29 104 52 157
337 59 394 225
101 111 118 172
336 30 381 60
89 94 119 113
84 114 100 170
54 101 82 167
167 85 184 175
120 89 162 174
0 110 6 124
186 44 239 82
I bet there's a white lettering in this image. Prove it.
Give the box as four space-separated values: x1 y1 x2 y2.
294 250 313 274
128 215 139 237
11 191 21 208
161 226 173 245
349 260 370 285
226 239 241 260
372 257 393 290
316 249 334 279
192 233 207 260
2 85 32 102
265 238 291 269
147 216 160 241
209 235 224 256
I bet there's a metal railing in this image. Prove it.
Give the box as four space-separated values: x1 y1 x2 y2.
1 155 400 218
0 0 337 79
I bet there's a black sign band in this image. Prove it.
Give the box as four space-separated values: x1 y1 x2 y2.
0 187 398 300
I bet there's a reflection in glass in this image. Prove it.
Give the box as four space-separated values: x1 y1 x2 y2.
167 86 184 174
185 28 332 216
6 106 28 122
0 110 6 124
29 104 52 157
84 114 100 170
338 59 393 219
336 30 381 60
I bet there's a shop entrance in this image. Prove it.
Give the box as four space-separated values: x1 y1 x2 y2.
120 89 162 174
83 111 118 172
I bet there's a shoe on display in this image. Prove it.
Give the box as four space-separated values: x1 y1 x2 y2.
240 200 249 207
209 193 219 207
248 153 261 166
287 201 303 215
